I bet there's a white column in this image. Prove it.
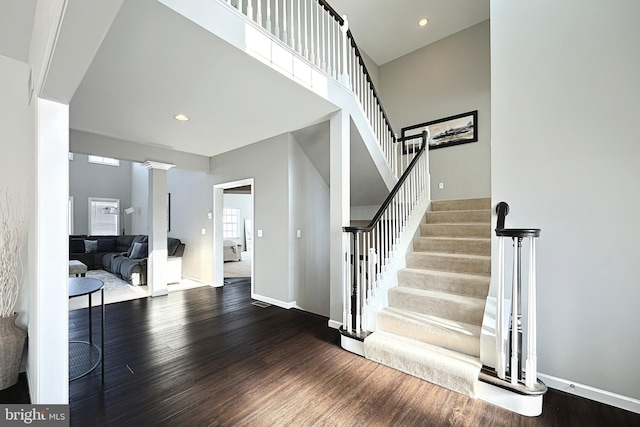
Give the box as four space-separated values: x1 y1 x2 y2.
142 161 175 297
329 109 350 326
33 98 69 404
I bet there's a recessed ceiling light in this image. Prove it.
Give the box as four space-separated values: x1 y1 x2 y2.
418 18 429 27
174 114 190 121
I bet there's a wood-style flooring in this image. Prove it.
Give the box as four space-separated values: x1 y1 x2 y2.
5 277 639 425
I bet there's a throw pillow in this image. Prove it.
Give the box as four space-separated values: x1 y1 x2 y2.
129 242 148 259
97 239 117 252
70 239 85 254
84 240 98 253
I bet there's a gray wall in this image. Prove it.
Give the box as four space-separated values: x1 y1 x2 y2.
210 134 291 302
379 20 491 200
289 136 330 316
68 153 133 235
491 1 640 400
166 167 215 283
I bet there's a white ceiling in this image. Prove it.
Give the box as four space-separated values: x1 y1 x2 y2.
329 0 489 65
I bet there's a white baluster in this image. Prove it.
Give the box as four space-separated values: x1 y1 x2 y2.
247 0 253 20
296 0 302 53
344 248 351 332
526 237 538 388
303 0 308 58
238 0 243 14
497 236 506 379
309 0 315 62
341 15 349 86
331 21 337 78
256 0 262 26
274 0 279 38
289 0 295 49
320 6 326 71
511 238 519 385
282 0 288 44
266 0 271 32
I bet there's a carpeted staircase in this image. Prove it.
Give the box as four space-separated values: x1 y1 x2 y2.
364 197 491 397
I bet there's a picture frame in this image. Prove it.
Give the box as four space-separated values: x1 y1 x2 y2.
402 110 478 154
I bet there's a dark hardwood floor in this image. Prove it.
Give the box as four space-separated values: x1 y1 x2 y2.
5 277 638 425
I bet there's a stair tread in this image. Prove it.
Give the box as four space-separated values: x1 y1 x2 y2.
408 252 491 260
416 236 491 241
390 286 487 305
364 330 481 397
401 267 491 282
381 306 482 336
377 307 481 357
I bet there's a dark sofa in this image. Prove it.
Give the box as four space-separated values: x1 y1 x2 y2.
69 234 185 286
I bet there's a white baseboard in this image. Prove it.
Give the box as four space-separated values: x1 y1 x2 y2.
183 275 221 287
328 319 342 330
539 373 640 414
251 293 296 310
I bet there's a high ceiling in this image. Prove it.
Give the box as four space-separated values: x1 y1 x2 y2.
0 0 490 158
329 0 489 65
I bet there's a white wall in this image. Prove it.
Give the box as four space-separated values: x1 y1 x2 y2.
130 161 149 234
223 193 252 249
0 55 32 329
69 153 133 235
491 0 640 401
379 21 491 200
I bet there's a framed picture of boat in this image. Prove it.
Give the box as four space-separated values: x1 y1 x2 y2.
402 110 478 153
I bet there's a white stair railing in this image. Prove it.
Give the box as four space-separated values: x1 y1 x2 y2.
495 202 541 389
221 0 400 177
342 131 430 335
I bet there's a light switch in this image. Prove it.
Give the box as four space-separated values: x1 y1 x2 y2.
296 230 301 238
201 228 206 235
257 229 263 237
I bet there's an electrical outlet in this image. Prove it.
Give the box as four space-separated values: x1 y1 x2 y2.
257 229 263 237
438 182 444 190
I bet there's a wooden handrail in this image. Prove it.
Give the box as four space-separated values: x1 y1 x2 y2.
343 131 428 234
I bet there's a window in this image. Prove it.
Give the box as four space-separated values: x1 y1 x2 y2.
223 208 240 239
89 198 120 236
88 155 120 167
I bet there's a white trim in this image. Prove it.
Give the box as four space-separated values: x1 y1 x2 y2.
251 293 297 310
183 275 221 288
538 373 640 415
476 381 543 417
142 160 176 170
340 334 364 357
328 319 342 329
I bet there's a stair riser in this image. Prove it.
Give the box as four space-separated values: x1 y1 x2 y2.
397 269 490 298
377 311 480 357
421 224 491 238
425 210 491 224
431 198 491 212
388 289 485 325
413 238 490 256
406 253 491 276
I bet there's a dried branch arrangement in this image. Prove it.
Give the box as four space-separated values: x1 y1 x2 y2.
0 188 24 318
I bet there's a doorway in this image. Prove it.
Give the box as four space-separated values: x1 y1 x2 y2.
213 179 254 294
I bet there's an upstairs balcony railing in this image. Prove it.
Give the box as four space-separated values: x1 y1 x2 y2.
221 0 401 177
